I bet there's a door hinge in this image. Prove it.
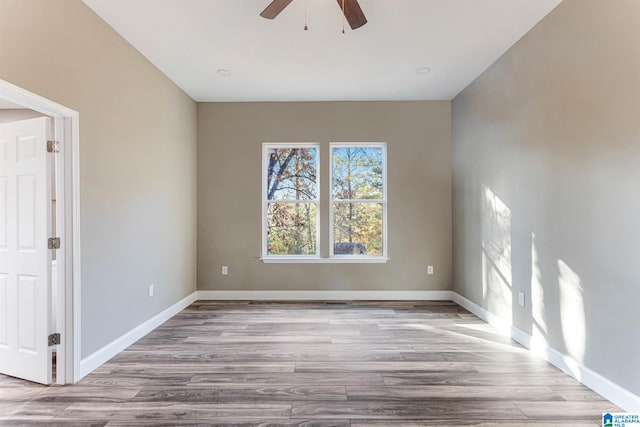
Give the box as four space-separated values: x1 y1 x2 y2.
48 333 61 346
48 237 61 249
47 140 60 153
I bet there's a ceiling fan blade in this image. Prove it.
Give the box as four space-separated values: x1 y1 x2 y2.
260 0 294 19
336 0 368 30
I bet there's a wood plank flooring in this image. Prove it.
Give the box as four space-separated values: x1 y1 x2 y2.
0 301 619 425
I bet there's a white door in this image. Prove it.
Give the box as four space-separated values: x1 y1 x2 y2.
0 117 53 384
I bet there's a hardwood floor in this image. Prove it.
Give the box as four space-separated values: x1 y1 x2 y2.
0 301 619 425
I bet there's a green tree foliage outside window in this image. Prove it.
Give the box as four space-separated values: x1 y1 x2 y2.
265 147 318 256
332 146 385 256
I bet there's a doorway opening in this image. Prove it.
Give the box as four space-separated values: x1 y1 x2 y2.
0 79 80 385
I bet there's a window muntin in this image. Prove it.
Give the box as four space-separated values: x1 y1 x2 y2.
330 143 387 258
263 144 319 257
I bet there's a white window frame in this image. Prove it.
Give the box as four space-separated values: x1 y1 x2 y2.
261 143 321 260
329 142 388 261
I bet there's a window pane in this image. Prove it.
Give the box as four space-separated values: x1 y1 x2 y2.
333 203 383 256
267 203 317 255
332 147 383 200
266 147 317 201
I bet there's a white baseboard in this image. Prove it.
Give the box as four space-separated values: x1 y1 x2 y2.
452 292 640 412
78 292 197 380
451 292 513 335
196 290 454 301
511 325 640 412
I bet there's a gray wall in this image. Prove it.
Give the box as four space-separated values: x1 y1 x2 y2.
452 0 640 396
198 101 451 292
0 0 198 357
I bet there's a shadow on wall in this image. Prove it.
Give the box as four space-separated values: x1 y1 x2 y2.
481 184 588 380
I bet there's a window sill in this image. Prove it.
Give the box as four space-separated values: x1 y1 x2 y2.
260 257 390 264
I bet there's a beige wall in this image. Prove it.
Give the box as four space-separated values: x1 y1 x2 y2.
198 102 451 292
452 0 640 396
0 0 197 357
0 109 45 123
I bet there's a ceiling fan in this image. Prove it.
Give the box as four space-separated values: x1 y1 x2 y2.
260 0 368 30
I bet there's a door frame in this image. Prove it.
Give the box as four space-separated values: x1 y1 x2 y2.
0 78 81 384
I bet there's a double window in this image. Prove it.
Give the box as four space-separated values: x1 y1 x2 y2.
262 142 387 261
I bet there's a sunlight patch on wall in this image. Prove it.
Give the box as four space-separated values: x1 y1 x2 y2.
558 259 586 364
481 185 513 321
531 232 548 345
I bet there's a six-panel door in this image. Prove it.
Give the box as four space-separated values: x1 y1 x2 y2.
0 117 53 384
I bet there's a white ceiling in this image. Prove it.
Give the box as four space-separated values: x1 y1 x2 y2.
83 0 562 102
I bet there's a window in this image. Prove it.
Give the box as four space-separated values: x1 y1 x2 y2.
330 143 387 258
261 142 387 262
262 144 319 257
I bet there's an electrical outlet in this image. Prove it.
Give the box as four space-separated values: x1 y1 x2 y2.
148 284 154 297
222 266 229 275
518 291 525 307
427 265 434 275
